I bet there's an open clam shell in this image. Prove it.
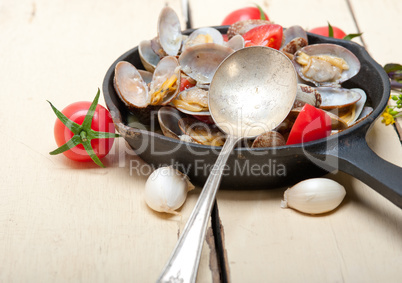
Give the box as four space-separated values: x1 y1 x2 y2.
281 25 308 55
343 88 367 125
158 106 185 140
157 6 182 56
179 43 233 84
139 40 160 73
114 61 150 109
148 56 181 106
293 44 361 87
225 35 245 51
182 27 224 50
172 86 209 113
317 87 362 114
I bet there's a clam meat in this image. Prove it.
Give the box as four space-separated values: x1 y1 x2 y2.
172 86 209 112
293 44 360 87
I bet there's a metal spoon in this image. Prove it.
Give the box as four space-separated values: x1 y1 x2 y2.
157 46 298 283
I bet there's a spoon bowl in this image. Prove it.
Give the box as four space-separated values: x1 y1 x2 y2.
209 46 298 138
157 46 298 282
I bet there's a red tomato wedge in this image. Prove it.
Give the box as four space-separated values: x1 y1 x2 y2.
180 77 196 92
286 104 332 145
242 24 283 50
221 7 269 26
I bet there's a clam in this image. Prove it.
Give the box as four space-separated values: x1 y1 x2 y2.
251 131 286 148
148 56 181 105
150 37 167 58
281 25 308 55
225 35 245 51
227 19 271 39
294 84 321 108
157 6 182 56
182 27 224 50
340 88 367 125
293 44 360 87
114 61 150 109
114 56 180 110
317 87 362 116
158 106 185 140
178 117 225 146
172 86 209 113
179 43 233 84
139 40 160 72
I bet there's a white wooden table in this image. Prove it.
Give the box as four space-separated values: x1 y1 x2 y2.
1 0 402 282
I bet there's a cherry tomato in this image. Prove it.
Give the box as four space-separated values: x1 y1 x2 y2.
309 26 347 39
221 7 269 25
286 104 332 145
242 24 283 50
54 102 116 162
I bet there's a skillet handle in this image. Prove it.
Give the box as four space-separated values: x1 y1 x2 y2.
314 131 402 209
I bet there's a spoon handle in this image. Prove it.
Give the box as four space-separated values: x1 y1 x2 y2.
157 135 240 283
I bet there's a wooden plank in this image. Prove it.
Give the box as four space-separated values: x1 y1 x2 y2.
0 1 216 282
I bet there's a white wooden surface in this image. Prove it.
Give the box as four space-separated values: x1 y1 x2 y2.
0 0 401 282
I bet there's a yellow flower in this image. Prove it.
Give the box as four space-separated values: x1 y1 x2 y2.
382 107 395 125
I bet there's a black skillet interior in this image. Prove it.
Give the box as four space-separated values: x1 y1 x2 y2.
103 26 402 207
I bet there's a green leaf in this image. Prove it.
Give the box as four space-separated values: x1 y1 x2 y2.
255 4 266 20
384 63 402 74
328 22 334 38
81 139 105 168
343 33 363 41
47 100 81 134
49 135 82 155
82 88 100 130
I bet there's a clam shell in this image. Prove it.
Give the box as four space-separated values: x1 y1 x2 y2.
172 86 209 113
178 117 225 146
317 87 361 112
158 106 185 140
342 88 367 125
139 40 160 73
158 6 182 56
225 34 245 51
227 19 271 39
251 131 286 148
281 25 308 55
138 70 153 85
294 84 321 108
179 43 233 84
182 27 224 51
149 56 181 105
293 44 361 87
114 61 150 109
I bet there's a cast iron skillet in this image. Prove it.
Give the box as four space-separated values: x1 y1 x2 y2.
103 26 402 209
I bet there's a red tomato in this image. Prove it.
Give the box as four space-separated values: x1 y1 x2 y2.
242 24 283 50
286 104 332 145
54 102 115 162
309 26 347 39
180 77 196 92
221 7 269 25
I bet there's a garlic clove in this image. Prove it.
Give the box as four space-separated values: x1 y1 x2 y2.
145 166 194 215
281 178 346 215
